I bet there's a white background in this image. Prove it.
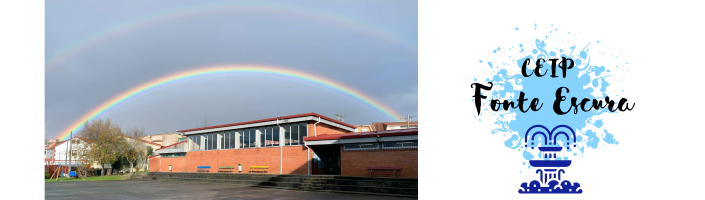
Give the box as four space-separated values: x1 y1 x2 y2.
420 0 705 199
1 0 704 199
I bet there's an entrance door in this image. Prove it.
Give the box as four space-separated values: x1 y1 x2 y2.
310 144 341 175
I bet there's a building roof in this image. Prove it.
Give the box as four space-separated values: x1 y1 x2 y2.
155 141 187 151
179 112 356 132
371 121 418 131
47 140 66 150
305 128 418 141
123 135 163 147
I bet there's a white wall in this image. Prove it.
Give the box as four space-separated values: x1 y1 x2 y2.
52 138 87 166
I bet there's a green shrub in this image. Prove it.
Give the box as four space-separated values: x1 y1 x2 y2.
45 171 50 179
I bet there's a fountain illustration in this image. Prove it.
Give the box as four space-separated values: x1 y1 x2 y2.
518 125 583 194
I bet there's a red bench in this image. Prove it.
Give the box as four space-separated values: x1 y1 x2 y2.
366 167 402 178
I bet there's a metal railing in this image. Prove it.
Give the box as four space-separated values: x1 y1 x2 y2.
342 141 418 152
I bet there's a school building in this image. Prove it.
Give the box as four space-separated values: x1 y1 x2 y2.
148 112 418 178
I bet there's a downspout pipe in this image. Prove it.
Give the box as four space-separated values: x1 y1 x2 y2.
307 117 321 175
277 117 282 175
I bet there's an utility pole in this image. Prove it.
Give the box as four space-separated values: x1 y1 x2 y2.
68 131 72 176
64 135 69 177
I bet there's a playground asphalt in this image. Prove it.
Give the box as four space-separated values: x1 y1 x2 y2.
45 180 416 200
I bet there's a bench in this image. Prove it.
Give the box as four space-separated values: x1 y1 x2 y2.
249 166 269 174
218 166 235 173
367 167 402 178
196 166 210 173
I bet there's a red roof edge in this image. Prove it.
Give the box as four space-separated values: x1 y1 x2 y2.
305 128 418 141
48 140 67 149
155 141 187 151
179 112 356 132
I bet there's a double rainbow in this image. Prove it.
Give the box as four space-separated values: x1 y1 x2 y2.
57 65 403 140
46 2 415 71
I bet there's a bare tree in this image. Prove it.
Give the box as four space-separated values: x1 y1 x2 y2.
123 126 147 174
78 118 125 176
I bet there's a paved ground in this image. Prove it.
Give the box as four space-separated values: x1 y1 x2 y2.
45 180 415 200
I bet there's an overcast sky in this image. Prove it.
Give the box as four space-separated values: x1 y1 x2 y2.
45 0 417 139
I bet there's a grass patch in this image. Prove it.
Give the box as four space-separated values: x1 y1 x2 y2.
45 174 124 182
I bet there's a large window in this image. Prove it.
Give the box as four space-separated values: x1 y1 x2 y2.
284 122 307 146
204 132 218 150
221 130 236 149
242 128 257 148
271 125 280 147
188 124 309 150
261 125 280 147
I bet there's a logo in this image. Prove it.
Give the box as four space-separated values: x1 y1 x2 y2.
517 125 582 194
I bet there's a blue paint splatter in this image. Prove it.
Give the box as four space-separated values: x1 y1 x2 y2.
603 130 619 145
594 120 603 128
504 134 521 149
585 130 599 149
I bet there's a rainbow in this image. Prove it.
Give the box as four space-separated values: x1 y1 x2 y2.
46 2 416 71
57 65 403 140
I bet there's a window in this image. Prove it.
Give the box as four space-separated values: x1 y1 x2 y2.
243 129 257 148
261 125 281 147
222 130 235 149
229 131 236 149
211 132 218 150
164 153 186 157
204 132 219 150
282 123 307 146
221 131 227 149
299 122 308 143
343 143 379 151
382 141 418 150
283 124 291 145
272 125 280 146
291 123 299 145
189 135 202 151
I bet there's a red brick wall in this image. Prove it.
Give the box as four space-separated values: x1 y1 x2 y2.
149 156 188 172
310 122 350 137
149 146 313 174
340 148 418 178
